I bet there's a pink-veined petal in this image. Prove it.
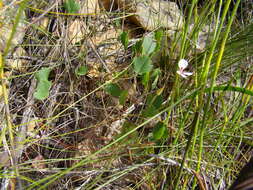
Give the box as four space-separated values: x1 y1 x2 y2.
180 73 188 78
177 70 186 78
177 70 193 78
178 59 188 70
182 71 193 76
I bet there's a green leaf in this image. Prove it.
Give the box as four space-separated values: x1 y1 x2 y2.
105 83 122 97
143 94 163 117
34 81 51 100
154 29 163 51
142 105 158 118
34 67 52 100
152 95 163 109
151 68 162 78
120 31 129 50
115 122 138 144
155 29 164 42
146 94 163 109
142 35 157 55
63 0 80 13
152 122 168 140
133 55 153 75
119 90 128 105
151 68 161 89
141 72 150 88
75 65 88 76
132 40 142 55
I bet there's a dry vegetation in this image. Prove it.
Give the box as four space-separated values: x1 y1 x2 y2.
0 0 253 189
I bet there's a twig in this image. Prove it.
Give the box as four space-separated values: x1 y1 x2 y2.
149 154 193 173
23 1 59 31
87 39 111 73
149 154 207 190
0 50 20 189
14 79 36 159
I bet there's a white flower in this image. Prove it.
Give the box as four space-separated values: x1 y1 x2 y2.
176 59 193 78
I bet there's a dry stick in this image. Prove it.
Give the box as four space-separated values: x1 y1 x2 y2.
1 0 55 188
149 154 207 190
1 50 20 189
14 79 36 159
23 1 58 31
26 1 110 73
87 39 111 73
10 79 36 189
5 55 53 65
43 83 61 157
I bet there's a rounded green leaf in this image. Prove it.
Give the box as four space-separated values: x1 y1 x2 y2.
152 122 167 140
142 35 157 55
35 67 51 81
34 81 52 100
63 0 80 13
75 65 88 76
105 83 122 97
133 55 153 75
142 105 158 118
34 67 52 100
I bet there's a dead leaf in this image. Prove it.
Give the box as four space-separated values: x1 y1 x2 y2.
79 0 100 15
27 118 38 133
6 47 28 72
87 61 101 78
26 118 41 138
32 155 46 170
89 28 122 72
0 151 10 167
36 17 50 33
99 0 117 11
67 19 87 44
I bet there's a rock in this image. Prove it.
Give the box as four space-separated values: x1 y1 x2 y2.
189 22 215 52
100 0 184 31
128 0 184 31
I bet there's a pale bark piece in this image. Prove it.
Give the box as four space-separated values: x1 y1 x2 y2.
78 0 100 15
67 0 99 44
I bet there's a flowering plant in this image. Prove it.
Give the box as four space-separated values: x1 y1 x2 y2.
176 59 193 78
